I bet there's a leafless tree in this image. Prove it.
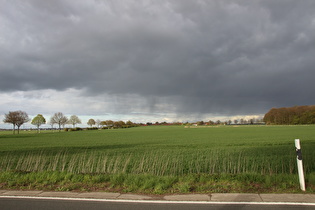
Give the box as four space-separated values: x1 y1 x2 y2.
95 119 101 128
3 110 30 134
50 112 68 131
48 120 55 130
68 115 82 127
87 118 96 127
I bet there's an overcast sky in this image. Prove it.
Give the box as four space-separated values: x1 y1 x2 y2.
1 0 315 127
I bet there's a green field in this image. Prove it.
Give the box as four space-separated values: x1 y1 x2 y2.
0 125 315 193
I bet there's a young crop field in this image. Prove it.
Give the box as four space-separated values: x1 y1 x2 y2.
0 125 314 193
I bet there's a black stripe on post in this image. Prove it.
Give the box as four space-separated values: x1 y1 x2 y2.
296 148 302 160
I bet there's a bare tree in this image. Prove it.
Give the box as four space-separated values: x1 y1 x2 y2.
87 119 96 127
95 119 101 128
50 112 68 131
68 115 82 127
3 110 30 134
48 120 55 130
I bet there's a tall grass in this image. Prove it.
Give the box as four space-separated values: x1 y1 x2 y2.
0 146 312 176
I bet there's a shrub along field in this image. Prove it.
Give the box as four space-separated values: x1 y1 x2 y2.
0 125 314 193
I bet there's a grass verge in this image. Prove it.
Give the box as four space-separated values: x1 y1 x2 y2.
1 171 314 194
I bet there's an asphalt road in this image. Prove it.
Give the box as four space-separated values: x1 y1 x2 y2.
1 197 314 210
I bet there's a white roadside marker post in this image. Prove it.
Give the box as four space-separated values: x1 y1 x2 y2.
295 139 306 191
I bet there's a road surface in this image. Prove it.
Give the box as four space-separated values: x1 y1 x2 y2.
1 197 314 210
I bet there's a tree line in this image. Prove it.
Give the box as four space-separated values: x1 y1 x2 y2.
263 105 315 125
4 105 314 134
2 111 137 134
192 118 264 126
86 119 137 129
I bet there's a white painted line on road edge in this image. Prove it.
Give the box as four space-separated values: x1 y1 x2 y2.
1 195 315 206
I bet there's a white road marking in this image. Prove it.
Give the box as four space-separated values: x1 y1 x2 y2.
1 195 315 206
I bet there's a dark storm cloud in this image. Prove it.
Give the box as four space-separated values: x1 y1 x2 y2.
1 0 315 116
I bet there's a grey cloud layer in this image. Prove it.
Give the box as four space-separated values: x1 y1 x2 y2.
1 0 315 116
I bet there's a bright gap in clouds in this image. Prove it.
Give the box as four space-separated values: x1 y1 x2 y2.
0 88 263 129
